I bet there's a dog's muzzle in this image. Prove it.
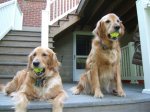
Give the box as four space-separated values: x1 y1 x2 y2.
32 60 45 77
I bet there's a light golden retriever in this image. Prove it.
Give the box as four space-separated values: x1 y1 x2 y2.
0 46 67 112
72 13 126 98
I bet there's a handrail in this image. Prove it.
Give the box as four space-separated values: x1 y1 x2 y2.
41 0 80 47
0 0 23 40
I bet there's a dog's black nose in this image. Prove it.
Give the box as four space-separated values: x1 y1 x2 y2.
33 61 40 67
114 25 120 31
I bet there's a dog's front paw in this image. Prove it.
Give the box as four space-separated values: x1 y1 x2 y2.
117 88 126 97
94 89 104 98
71 87 81 95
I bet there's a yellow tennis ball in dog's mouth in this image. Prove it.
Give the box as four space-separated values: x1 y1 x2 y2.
110 32 119 38
34 68 43 73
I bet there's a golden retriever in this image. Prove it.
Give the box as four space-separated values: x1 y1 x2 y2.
72 13 126 98
0 46 67 112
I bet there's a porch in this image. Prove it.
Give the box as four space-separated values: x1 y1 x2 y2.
1 83 150 112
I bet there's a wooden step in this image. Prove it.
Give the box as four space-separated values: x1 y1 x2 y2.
0 53 28 63
0 40 41 47
8 30 41 37
0 62 26 75
4 35 41 41
49 14 80 37
0 46 35 54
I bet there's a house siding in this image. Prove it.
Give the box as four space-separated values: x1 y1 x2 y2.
54 31 73 82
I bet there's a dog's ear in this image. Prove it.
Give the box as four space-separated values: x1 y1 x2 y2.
27 51 33 70
120 21 125 36
93 20 101 37
93 20 104 38
48 49 60 70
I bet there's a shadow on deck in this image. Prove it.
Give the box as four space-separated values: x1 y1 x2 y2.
1 83 150 112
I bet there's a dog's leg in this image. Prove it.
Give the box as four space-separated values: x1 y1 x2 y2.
5 70 26 95
13 92 29 112
115 64 126 97
90 67 103 98
52 90 67 112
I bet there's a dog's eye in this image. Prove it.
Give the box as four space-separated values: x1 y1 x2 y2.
117 19 120 23
106 20 110 23
42 53 47 56
33 53 36 56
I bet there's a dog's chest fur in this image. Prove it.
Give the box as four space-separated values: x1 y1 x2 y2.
33 76 61 98
34 85 46 98
96 47 119 65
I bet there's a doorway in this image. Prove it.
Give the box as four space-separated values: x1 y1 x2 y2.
73 32 93 81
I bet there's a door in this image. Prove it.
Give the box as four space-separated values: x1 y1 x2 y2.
73 32 93 81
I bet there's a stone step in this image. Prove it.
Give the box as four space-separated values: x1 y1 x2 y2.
0 84 150 112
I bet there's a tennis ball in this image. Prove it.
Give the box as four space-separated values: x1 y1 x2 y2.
34 68 43 73
110 32 119 38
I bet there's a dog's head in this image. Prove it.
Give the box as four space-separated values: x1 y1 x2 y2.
93 13 125 41
27 46 60 77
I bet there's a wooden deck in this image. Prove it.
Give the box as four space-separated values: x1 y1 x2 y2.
1 83 150 112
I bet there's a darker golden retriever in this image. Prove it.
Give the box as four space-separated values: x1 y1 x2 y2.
72 13 126 98
0 46 67 112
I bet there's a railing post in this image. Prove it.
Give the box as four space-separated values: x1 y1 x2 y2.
128 42 138 84
41 0 50 47
12 0 16 29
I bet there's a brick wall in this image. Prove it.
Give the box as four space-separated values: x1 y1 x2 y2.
18 0 46 27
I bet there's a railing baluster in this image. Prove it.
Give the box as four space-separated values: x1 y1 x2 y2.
62 0 64 14
69 0 70 10
56 0 58 18
71 0 73 9
65 0 66 12
59 0 61 16
75 0 76 6
53 1 55 19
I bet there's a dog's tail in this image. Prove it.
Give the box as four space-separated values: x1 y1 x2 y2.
52 90 68 112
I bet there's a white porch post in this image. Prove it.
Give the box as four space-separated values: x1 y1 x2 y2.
136 0 150 94
41 0 50 47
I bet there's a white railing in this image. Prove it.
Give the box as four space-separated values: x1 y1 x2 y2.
0 0 23 40
121 42 144 83
41 0 80 47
